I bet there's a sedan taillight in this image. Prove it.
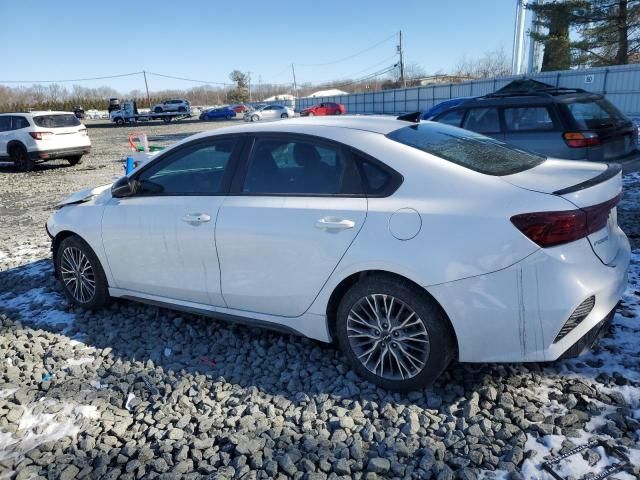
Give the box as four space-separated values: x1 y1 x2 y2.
510 194 621 248
29 131 53 140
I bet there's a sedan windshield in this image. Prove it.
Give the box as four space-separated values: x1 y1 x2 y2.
387 122 545 176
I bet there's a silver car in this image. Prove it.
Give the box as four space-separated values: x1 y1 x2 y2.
244 105 294 122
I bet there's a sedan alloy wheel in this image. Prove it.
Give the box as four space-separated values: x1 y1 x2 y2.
347 294 430 380
60 246 96 303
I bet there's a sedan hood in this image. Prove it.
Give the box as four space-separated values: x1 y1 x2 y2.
56 183 112 208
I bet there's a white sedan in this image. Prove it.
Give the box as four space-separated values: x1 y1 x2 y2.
46 115 630 391
244 104 294 122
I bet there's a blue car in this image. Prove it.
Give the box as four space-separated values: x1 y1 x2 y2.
200 107 236 121
421 97 473 120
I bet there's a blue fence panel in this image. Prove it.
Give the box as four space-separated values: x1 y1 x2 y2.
291 64 640 117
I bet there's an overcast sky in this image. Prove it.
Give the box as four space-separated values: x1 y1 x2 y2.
0 0 518 92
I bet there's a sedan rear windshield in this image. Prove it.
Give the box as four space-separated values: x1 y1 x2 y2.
33 114 81 128
566 99 627 129
387 122 545 176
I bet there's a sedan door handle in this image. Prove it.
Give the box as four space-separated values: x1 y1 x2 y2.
182 213 211 223
315 217 355 231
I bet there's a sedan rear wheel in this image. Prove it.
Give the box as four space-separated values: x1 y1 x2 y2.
56 235 109 309
251 114 259 122
336 275 455 391
281 113 288 118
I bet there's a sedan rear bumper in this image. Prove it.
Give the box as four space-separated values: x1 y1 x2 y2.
428 231 630 363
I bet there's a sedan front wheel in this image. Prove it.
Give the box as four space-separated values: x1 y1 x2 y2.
336 274 455 391
56 235 109 309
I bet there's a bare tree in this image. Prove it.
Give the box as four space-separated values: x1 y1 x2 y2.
453 48 511 79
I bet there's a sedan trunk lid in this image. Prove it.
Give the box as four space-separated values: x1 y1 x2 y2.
502 159 623 264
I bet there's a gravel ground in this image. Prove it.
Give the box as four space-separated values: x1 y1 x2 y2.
0 122 639 480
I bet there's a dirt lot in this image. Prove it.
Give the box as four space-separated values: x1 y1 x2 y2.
0 120 639 479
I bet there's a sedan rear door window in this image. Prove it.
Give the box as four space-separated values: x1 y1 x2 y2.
243 138 348 195
387 122 545 176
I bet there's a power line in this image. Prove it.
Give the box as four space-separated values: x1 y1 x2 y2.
146 71 230 86
305 54 398 85
0 72 143 83
328 65 398 89
295 31 398 67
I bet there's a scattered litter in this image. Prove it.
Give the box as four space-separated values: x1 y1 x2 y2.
125 393 136 411
66 357 93 366
541 438 630 480
41 373 52 382
163 347 172 357
200 356 216 368
89 380 108 390
6 358 13 366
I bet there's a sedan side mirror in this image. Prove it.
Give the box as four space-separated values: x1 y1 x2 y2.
111 176 136 198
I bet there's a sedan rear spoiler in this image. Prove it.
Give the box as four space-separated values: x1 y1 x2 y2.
553 163 622 195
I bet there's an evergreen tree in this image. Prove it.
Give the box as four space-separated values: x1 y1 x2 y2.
573 0 640 66
528 1 587 71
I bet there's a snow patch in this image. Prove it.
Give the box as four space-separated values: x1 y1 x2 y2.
0 399 99 464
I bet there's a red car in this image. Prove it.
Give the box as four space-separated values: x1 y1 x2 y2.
232 104 249 113
300 102 346 116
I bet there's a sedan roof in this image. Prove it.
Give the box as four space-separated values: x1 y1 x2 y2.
207 115 409 136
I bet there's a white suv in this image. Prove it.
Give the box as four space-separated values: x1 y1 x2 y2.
0 112 91 171
151 99 191 114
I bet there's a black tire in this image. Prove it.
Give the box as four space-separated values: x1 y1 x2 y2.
335 110 342 115
10 145 33 172
251 114 259 122
67 155 83 166
163 117 172 123
154 107 163 113
115 117 125 126
55 235 109 310
226 114 233 120
281 113 288 118
336 274 455 391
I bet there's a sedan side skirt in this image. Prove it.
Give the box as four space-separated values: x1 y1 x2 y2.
109 288 332 342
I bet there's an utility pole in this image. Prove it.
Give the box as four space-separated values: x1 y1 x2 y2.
143 70 151 107
398 30 406 88
512 0 527 74
291 64 298 98
246 71 252 102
